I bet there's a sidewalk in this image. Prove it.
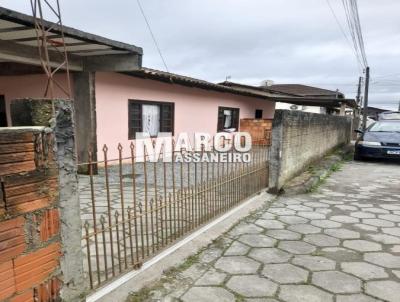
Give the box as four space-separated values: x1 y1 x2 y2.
128 160 400 302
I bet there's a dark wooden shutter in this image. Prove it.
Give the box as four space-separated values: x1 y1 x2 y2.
217 107 224 132
160 102 174 133
232 108 240 130
128 101 142 139
0 96 7 127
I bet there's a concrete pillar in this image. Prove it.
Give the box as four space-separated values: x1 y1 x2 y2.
268 110 285 193
73 72 98 174
53 100 87 301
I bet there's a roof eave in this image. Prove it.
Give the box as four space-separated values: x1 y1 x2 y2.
0 6 143 55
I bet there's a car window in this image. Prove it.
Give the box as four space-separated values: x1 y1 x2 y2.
369 121 400 132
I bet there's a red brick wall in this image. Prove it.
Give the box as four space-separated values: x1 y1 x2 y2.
0 129 61 302
240 118 273 145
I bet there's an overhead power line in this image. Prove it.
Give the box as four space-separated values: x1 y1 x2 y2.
136 0 170 72
341 0 368 68
325 0 363 72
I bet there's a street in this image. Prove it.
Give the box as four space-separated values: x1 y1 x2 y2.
135 160 400 302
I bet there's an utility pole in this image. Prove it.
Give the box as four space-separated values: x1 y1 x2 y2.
356 77 362 106
354 76 363 131
362 66 370 131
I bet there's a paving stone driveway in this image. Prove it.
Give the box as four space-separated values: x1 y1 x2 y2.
131 160 400 302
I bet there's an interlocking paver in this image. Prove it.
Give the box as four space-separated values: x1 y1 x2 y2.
255 219 285 229
181 287 235 302
238 234 276 247
303 234 340 247
214 256 260 274
341 262 388 280
350 211 376 219
366 233 400 244
336 294 381 302
382 227 400 237
330 215 359 224
378 214 400 222
312 271 362 294
278 241 316 254
297 211 326 220
363 218 395 227
279 216 309 225
266 229 301 240
310 219 342 228
287 224 321 234
278 285 333 302
293 256 335 272
195 269 226 285
224 241 251 256
324 228 360 239
249 248 292 264
262 263 308 284
226 275 278 297
365 280 400 302
364 252 400 269
343 240 382 252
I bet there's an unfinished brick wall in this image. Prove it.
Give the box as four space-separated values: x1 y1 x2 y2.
240 118 273 145
0 128 62 301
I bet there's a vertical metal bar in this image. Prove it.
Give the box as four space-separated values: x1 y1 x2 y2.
117 144 128 269
138 202 145 260
168 193 173 243
115 211 122 273
172 140 176 198
176 189 181 237
173 189 177 240
156 194 164 247
194 156 198 227
143 145 150 257
100 215 108 281
162 161 167 247
103 145 115 276
88 151 101 284
130 143 140 264
84 221 93 289
127 207 134 266
150 199 155 254
153 155 159 250
184 188 189 233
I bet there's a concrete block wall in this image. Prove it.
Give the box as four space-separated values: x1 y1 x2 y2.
269 110 352 192
239 118 273 145
0 127 62 302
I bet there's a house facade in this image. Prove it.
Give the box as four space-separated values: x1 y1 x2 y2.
1 70 276 160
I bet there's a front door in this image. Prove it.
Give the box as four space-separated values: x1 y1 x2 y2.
0 96 7 127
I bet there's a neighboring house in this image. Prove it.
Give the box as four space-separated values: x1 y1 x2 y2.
269 84 344 115
363 106 387 120
221 82 355 115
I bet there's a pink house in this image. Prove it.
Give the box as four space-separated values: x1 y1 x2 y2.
0 7 276 163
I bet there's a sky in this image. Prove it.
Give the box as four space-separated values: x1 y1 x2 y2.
1 0 400 110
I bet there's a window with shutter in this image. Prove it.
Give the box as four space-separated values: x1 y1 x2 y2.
128 100 174 139
217 106 240 132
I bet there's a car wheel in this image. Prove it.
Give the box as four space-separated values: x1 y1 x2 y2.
353 152 363 161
